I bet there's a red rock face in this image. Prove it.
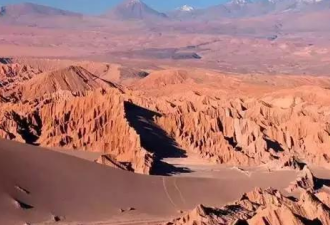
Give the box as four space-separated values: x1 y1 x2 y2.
154 90 330 168
0 63 41 92
1 59 330 224
167 188 330 225
287 166 317 193
1 60 330 176
0 89 153 174
0 63 153 174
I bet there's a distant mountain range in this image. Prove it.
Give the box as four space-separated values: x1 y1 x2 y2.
0 2 81 18
0 0 330 22
177 0 330 19
104 0 167 20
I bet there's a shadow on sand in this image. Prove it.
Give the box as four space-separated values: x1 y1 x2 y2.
124 101 192 176
315 177 330 190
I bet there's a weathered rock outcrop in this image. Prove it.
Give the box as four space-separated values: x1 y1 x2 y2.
0 87 153 174
18 65 112 100
0 63 41 89
167 188 330 225
287 166 317 193
1 61 330 175
95 154 133 171
278 156 306 171
154 89 330 168
132 69 194 90
0 63 42 102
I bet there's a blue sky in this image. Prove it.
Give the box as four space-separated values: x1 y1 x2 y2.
0 0 226 14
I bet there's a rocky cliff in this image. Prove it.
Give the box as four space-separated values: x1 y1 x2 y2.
154 88 330 168
1 61 330 175
167 188 330 225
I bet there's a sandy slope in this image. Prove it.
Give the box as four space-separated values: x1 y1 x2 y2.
0 139 297 225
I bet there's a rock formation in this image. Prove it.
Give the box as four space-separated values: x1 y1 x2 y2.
167 188 330 225
153 88 330 168
0 63 42 99
95 154 133 171
132 69 194 90
0 63 153 174
1 60 330 175
279 156 306 171
17 65 112 100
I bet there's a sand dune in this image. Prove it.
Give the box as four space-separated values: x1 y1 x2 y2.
0 138 299 225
